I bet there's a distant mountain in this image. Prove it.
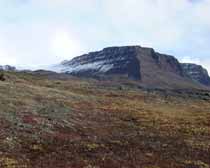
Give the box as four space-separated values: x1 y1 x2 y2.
182 63 210 86
49 46 210 89
0 65 16 71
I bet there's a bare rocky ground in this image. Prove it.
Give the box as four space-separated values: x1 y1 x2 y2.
0 71 210 168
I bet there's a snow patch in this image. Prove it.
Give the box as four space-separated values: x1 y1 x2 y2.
100 64 113 72
48 61 113 73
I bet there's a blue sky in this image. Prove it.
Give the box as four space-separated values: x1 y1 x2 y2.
0 0 210 72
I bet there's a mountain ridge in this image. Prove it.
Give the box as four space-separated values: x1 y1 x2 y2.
50 45 210 89
1 45 210 90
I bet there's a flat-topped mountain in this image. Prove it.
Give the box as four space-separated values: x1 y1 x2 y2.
51 46 210 89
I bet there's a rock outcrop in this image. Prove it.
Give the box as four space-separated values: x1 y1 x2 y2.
182 63 210 86
51 46 209 89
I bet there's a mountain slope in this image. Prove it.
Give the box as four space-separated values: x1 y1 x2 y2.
0 71 210 167
182 63 210 86
51 46 209 89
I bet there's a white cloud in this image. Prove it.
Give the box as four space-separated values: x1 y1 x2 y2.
0 48 17 65
181 56 210 73
181 56 202 64
0 0 209 72
101 0 210 49
0 22 86 68
50 28 84 60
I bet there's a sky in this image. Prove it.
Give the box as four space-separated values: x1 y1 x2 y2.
0 0 210 72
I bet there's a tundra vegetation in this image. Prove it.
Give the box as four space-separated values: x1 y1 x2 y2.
0 71 209 168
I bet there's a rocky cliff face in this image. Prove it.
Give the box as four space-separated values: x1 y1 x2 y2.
182 63 210 86
59 46 141 80
52 46 209 89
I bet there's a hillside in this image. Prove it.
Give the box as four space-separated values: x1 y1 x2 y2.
0 71 209 168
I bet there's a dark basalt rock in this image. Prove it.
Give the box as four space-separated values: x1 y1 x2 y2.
182 63 210 86
63 46 141 80
58 46 210 89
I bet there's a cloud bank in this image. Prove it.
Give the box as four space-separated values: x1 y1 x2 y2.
0 0 209 72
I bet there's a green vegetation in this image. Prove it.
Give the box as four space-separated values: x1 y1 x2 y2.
0 71 209 168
